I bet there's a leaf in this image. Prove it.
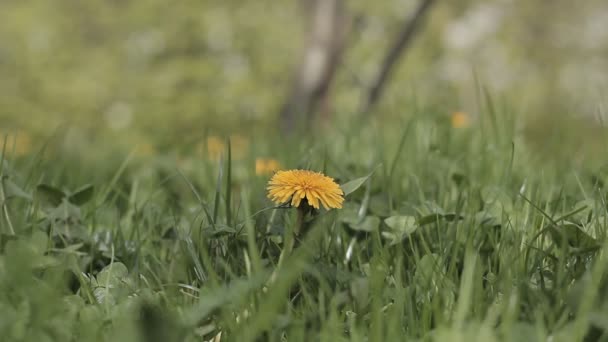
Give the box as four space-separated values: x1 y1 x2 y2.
414 253 441 288
30 230 49 254
63 295 85 313
345 216 380 232
368 194 391 217
94 262 131 304
566 272 591 312
36 184 66 207
184 271 270 326
442 213 464 222
417 214 443 226
139 303 180 342
59 243 85 253
0 233 18 252
474 211 501 228
418 213 463 226
383 216 418 244
203 225 237 238
340 202 361 222
417 201 446 216
94 286 115 305
2 177 31 200
385 216 417 232
481 186 513 215
42 197 89 241
69 184 94 206
162 227 179 240
548 223 600 250
97 262 129 287
350 278 369 309
451 173 467 186
508 323 541 342
341 170 376 197
568 199 595 224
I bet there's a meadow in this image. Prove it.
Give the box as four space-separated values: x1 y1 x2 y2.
3 107 608 341
2 1 608 341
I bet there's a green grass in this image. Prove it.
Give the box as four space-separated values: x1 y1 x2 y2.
2 108 608 342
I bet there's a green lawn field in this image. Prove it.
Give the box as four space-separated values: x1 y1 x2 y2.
2 1 608 341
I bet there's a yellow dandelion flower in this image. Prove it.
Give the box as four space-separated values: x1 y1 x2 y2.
451 111 470 128
206 136 226 160
135 142 155 157
267 170 344 210
3 132 32 156
200 135 249 161
256 158 281 175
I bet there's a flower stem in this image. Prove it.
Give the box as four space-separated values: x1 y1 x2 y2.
275 207 305 277
294 205 306 237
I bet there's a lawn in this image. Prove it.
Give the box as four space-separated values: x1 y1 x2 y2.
2 1 608 341
2 107 608 342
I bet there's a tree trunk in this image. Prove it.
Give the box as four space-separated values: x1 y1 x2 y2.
280 0 347 134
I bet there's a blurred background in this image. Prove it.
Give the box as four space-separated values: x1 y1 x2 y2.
1 0 607 158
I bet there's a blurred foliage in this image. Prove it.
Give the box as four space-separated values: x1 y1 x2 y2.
0 0 607 159
0 0 301 140
2 1 608 340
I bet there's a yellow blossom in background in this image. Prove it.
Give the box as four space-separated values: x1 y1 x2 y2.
200 134 249 161
2 132 32 156
135 142 155 157
256 158 281 175
267 169 344 209
205 136 226 160
451 111 470 128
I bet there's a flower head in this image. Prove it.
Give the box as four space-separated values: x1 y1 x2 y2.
199 135 249 161
205 136 226 160
451 111 470 128
135 142 155 157
256 158 281 175
3 132 31 156
267 169 344 210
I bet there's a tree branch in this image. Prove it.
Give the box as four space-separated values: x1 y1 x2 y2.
360 0 437 114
